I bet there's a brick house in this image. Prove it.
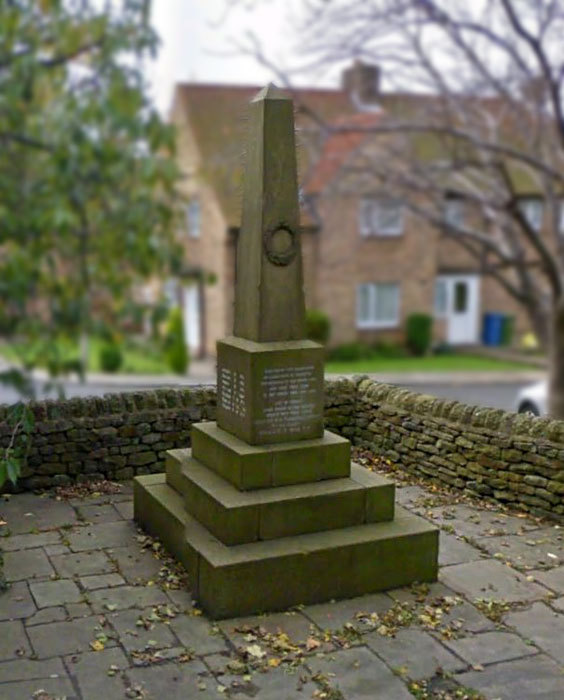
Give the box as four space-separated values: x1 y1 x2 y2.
169 62 530 357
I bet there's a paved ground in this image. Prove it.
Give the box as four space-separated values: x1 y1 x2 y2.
0 475 563 699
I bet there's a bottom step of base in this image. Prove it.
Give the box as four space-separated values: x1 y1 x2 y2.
134 474 438 619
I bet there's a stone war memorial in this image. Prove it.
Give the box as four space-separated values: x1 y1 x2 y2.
134 85 439 619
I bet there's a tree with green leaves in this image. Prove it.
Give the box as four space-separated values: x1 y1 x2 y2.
0 0 183 486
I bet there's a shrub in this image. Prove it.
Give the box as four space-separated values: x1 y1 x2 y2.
164 307 189 375
328 342 374 362
99 342 123 373
306 309 331 345
406 313 433 356
372 341 406 358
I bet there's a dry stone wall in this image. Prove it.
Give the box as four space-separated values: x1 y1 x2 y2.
0 387 216 491
326 377 564 520
1 379 563 520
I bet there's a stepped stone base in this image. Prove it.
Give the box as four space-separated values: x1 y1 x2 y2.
134 423 439 619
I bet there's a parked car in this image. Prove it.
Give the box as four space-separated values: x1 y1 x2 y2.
514 381 547 416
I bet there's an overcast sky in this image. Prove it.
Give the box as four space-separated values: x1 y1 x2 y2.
147 0 337 113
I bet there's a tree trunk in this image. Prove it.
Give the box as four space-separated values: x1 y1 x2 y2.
548 298 564 418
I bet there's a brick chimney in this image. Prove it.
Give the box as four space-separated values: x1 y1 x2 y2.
342 60 381 109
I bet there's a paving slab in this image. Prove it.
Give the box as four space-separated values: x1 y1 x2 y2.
67 520 137 551
387 582 496 634
66 602 93 619
394 485 428 508
25 606 67 627
365 627 465 680
65 647 129 700
2 548 54 582
77 503 125 523
439 559 548 602
444 631 538 666
307 646 413 699
44 543 71 556
219 609 318 647
0 675 76 700
108 544 162 583
505 601 564 663
87 584 168 613
438 532 485 567
0 494 76 534
0 581 37 620
107 607 177 653
456 653 564 699
228 665 317 699
30 579 83 608
303 593 392 632
424 504 539 538
50 549 115 577
0 530 60 552
0 656 66 683
126 658 216 699
202 654 317 698
80 573 126 590
0 620 31 660
169 613 229 655
530 565 564 594
165 588 196 612
113 500 134 520
475 526 563 570
27 615 117 658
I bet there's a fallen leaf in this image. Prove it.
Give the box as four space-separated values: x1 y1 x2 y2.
306 637 321 651
246 644 266 659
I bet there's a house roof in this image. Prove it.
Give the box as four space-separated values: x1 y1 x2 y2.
173 83 356 226
304 112 382 194
174 79 547 227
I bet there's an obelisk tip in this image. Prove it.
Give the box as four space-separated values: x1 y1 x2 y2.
252 83 290 102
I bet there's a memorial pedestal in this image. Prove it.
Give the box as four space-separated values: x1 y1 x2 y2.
134 418 438 618
133 83 438 619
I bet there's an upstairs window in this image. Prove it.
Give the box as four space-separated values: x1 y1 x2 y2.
356 283 400 328
359 196 404 236
444 198 464 229
434 278 448 318
186 199 201 238
518 197 543 231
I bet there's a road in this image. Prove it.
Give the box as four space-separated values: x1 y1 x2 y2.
0 375 534 413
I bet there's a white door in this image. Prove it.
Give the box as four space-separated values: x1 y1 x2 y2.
183 284 201 354
436 275 480 344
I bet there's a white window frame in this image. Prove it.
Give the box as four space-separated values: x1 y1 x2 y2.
359 196 404 237
356 283 400 329
518 197 543 232
186 199 201 238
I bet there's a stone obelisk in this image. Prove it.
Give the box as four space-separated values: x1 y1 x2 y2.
216 85 324 446
133 86 438 619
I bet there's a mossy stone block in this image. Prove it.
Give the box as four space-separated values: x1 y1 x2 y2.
133 475 198 579
351 465 395 522
191 422 350 490
190 509 438 619
165 453 395 545
217 336 324 445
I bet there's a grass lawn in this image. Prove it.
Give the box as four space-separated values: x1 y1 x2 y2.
0 337 171 375
324 353 540 374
